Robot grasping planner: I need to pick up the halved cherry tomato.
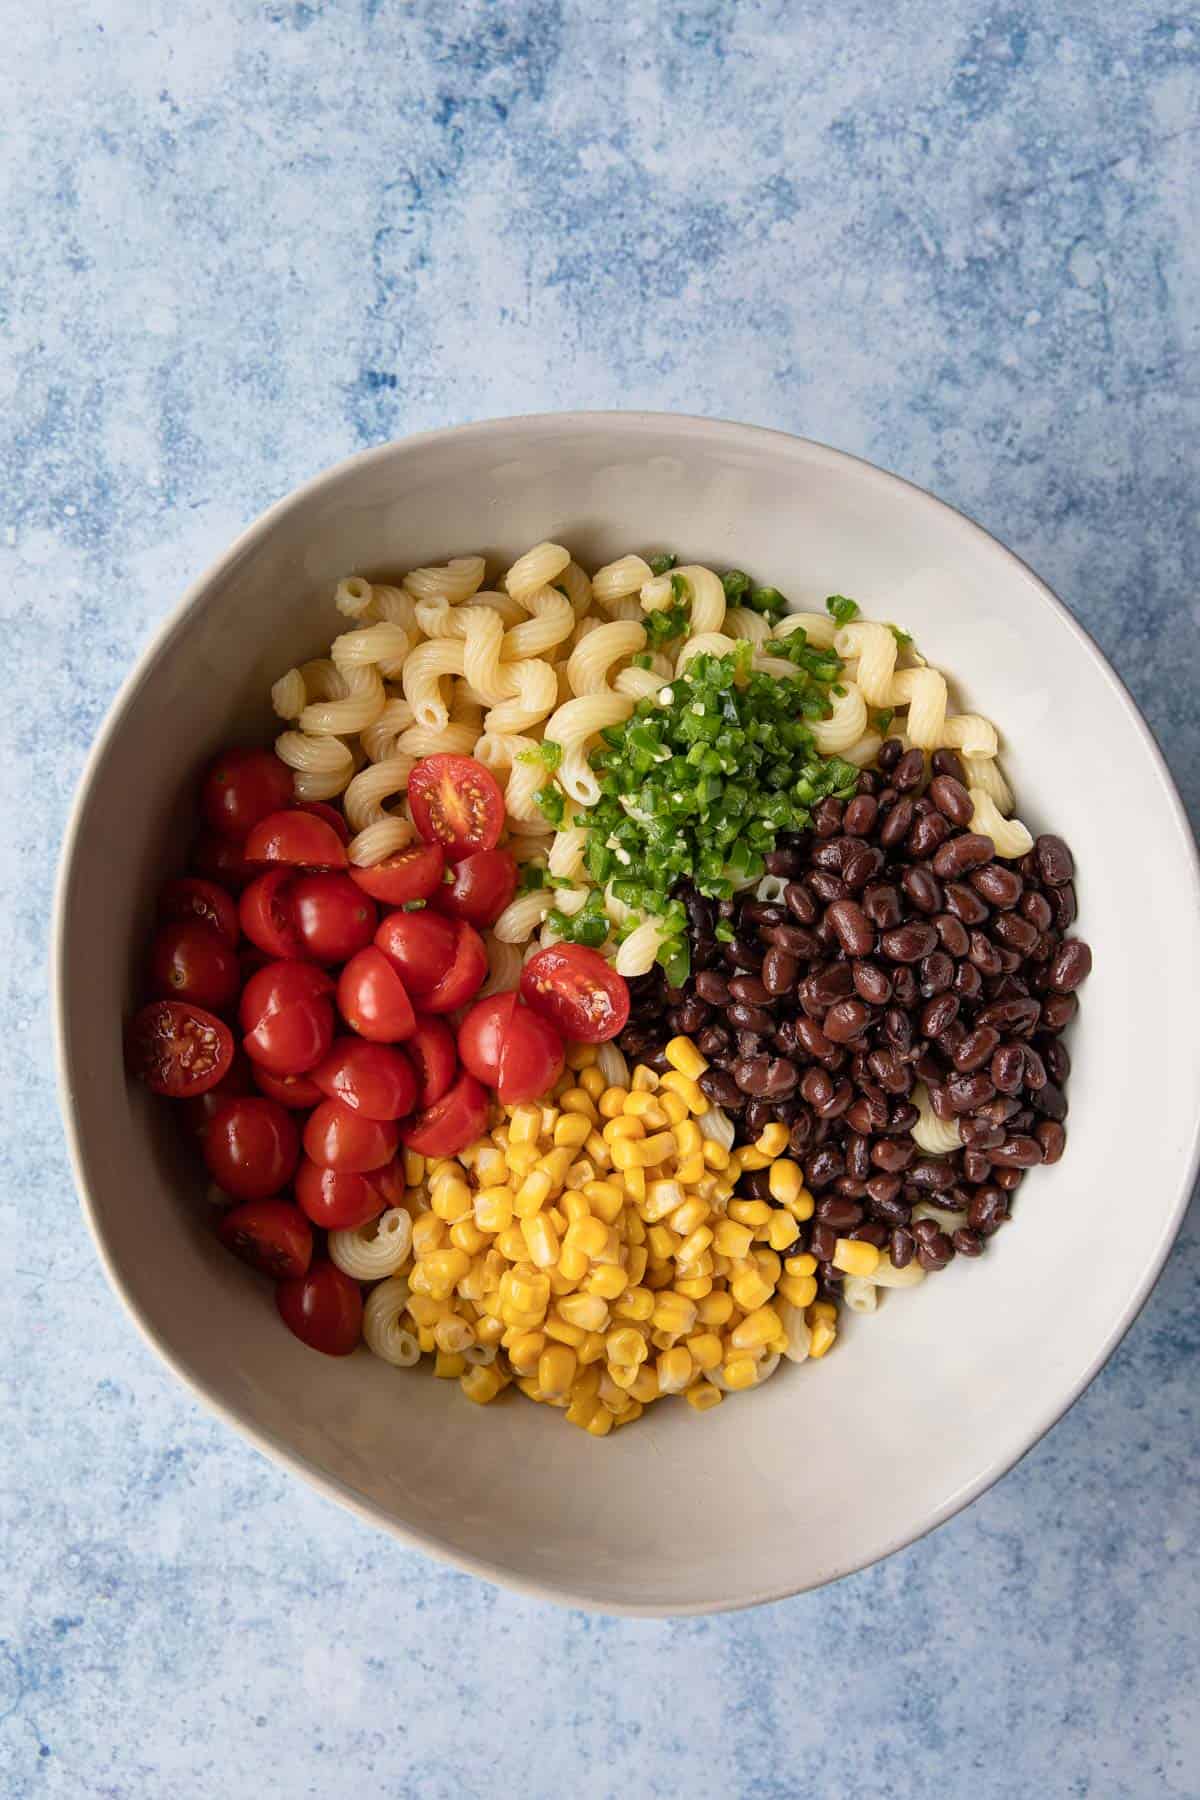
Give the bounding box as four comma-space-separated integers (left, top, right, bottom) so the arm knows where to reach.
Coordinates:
203, 1095, 299, 1199
408, 755, 504, 862
433, 848, 518, 928
239, 869, 305, 959
457, 992, 565, 1104
290, 873, 376, 964
398, 1071, 488, 1157
201, 747, 294, 840
337, 946, 417, 1042
349, 842, 445, 906
292, 800, 351, 844
276, 1260, 363, 1357
244, 809, 348, 870
303, 1099, 398, 1172
158, 876, 240, 947
127, 1000, 235, 1098
422, 921, 488, 1013
240, 960, 336, 1075
520, 945, 630, 1043
148, 920, 241, 1013
312, 1038, 417, 1120
403, 1015, 457, 1108
180, 1048, 256, 1135
251, 1065, 324, 1108
191, 829, 258, 893
218, 1198, 312, 1279
294, 1159, 389, 1230
373, 908, 458, 994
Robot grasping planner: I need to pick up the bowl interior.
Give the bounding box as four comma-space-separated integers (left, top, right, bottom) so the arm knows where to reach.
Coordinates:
56, 416, 1200, 1612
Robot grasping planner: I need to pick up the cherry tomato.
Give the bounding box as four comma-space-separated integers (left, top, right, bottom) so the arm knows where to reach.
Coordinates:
203, 1095, 299, 1199
422, 921, 488, 1014
312, 1038, 417, 1120
303, 1098, 399, 1173
239, 869, 305, 959
217, 1198, 312, 1279
240, 960, 336, 1076
373, 908, 458, 994
337, 946, 417, 1042
158, 876, 240, 947
191, 829, 258, 893
147, 919, 241, 1013
398, 1072, 488, 1157
251, 1064, 324, 1108
294, 1159, 389, 1230
457, 992, 565, 1104
244, 809, 348, 870
520, 945, 630, 1043
201, 747, 294, 840
292, 800, 351, 844
349, 842, 445, 906
290, 872, 376, 964
180, 1048, 256, 1135
276, 1260, 363, 1357
408, 755, 504, 862
403, 1015, 457, 1108
127, 1000, 234, 1098
433, 848, 518, 928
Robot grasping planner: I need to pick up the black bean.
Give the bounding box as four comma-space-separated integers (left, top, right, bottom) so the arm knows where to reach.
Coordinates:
808, 871, 848, 904
967, 1186, 1008, 1234
740, 1167, 775, 1199
764, 846, 804, 878
893, 747, 926, 791
975, 996, 1041, 1036
853, 960, 893, 1005
845, 1133, 873, 1181
784, 882, 818, 924
807, 1147, 845, 1189
946, 1071, 996, 1113
961, 1149, 993, 1184
1049, 939, 1092, 992
908, 1157, 957, 1193
916, 1231, 954, 1270
908, 811, 952, 858
953, 1228, 984, 1257
877, 737, 904, 772
816, 1196, 863, 1230
952, 1025, 1000, 1072
843, 794, 878, 837
1030, 1080, 1068, 1122
901, 866, 943, 915
1042, 1036, 1071, 1084
994, 1166, 1025, 1192
928, 774, 974, 825
1021, 1045, 1047, 1091
695, 1024, 731, 1059
766, 922, 819, 958
888, 1101, 919, 1134
862, 882, 904, 929
871, 1138, 915, 1172
935, 913, 970, 958
842, 843, 884, 890
825, 899, 875, 957
879, 796, 916, 847
809, 1222, 837, 1262
943, 882, 990, 925
880, 922, 938, 963
725, 1002, 771, 1035
694, 970, 730, 1004
728, 974, 770, 1005
1036, 1120, 1066, 1164
930, 748, 965, 782
890, 1226, 916, 1268
761, 1058, 798, 1098
813, 796, 844, 837
969, 931, 1003, 976
823, 1000, 871, 1043
699, 1068, 743, 1108
960, 1117, 1004, 1150
954, 961, 983, 999
991, 910, 1039, 954
990, 1135, 1043, 1168
1041, 991, 1077, 1031
920, 994, 959, 1038
669, 997, 709, 1035
1020, 890, 1053, 932
762, 948, 799, 995
932, 833, 995, 880
969, 863, 1023, 909
1052, 884, 1077, 930
919, 951, 955, 996
1036, 834, 1075, 886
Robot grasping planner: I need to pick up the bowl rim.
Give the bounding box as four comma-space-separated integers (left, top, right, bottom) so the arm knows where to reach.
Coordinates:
52, 411, 1200, 1615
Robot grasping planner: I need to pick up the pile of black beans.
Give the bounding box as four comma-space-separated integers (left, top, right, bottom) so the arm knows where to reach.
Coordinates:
617, 740, 1093, 1296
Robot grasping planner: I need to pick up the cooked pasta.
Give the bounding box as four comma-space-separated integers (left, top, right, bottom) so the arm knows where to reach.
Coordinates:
841, 1275, 879, 1314
613, 918, 665, 977
328, 1209, 413, 1281
501, 585, 575, 661
939, 712, 999, 757
962, 753, 1013, 813
547, 692, 635, 805
773, 610, 838, 650
270, 667, 308, 719
342, 755, 416, 863
890, 666, 948, 750
834, 621, 897, 706
401, 638, 466, 731
724, 606, 771, 645
505, 541, 571, 603
969, 787, 1034, 857
592, 554, 654, 608
493, 889, 553, 944
548, 826, 589, 881
613, 665, 666, 702
479, 935, 524, 997
675, 632, 738, 672
810, 683, 868, 754
566, 619, 647, 695
402, 555, 486, 604
595, 1042, 630, 1088
673, 565, 726, 636
362, 1277, 421, 1367
697, 1106, 735, 1150
558, 560, 593, 619
482, 658, 558, 736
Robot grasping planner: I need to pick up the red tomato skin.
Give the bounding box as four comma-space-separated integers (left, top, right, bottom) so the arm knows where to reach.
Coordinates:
398, 1072, 489, 1157
349, 843, 445, 906
456, 992, 517, 1085
432, 849, 518, 927
520, 946, 631, 1043
336, 947, 417, 1042
408, 755, 504, 862
312, 1039, 417, 1120
148, 920, 242, 1013
239, 869, 305, 959
239, 961, 334, 1026
276, 1262, 363, 1357
292, 800, 351, 844
201, 748, 294, 840
180, 1049, 256, 1135
294, 1159, 388, 1230
191, 830, 258, 894
244, 809, 348, 870
158, 877, 240, 947
497, 1006, 565, 1105
373, 909, 458, 994
127, 1001, 235, 1098
251, 1064, 324, 1108
239, 962, 337, 1077
217, 1198, 313, 1279
302, 1099, 399, 1173
421, 922, 488, 1013
289, 873, 377, 964
403, 1015, 458, 1107
203, 1096, 299, 1200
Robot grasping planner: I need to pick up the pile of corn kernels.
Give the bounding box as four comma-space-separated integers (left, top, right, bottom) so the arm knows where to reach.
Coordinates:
383, 1035, 857, 1436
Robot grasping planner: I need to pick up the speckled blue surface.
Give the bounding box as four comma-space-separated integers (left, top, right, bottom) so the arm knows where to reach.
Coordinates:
2, 3, 1198, 1795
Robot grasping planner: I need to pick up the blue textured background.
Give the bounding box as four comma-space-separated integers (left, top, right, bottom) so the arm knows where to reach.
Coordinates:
2, 2, 1197, 1795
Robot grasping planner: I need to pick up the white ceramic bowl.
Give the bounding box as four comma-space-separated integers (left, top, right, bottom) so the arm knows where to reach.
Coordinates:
55, 415, 1200, 1614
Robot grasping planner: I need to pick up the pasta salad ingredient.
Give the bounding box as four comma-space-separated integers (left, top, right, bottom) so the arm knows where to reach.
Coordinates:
432, 848, 519, 928
402, 1015, 457, 1107
336, 947, 417, 1043
311, 1038, 418, 1120
127, 999, 235, 1098
295, 1158, 404, 1230
202, 1095, 300, 1200
520, 945, 631, 1044
348, 842, 445, 906
201, 747, 295, 840
302, 1100, 398, 1173
457, 992, 566, 1104
148, 919, 242, 1013
239, 961, 336, 1076
408, 754, 505, 860
244, 808, 349, 870
288, 873, 377, 964
276, 1261, 364, 1358
157, 876, 241, 946
217, 1198, 313, 1280
397, 1071, 489, 1157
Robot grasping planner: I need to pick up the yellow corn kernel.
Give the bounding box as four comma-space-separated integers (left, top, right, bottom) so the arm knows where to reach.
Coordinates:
832, 1238, 880, 1277
630, 1063, 658, 1091
713, 1219, 754, 1260
676, 1225, 714, 1265
554, 1244, 588, 1284
508, 1103, 542, 1144
728, 1198, 771, 1227
560, 1039, 595, 1071
597, 1369, 629, 1412
736, 1147, 771, 1172
591, 1225, 623, 1266
674, 1275, 713, 1300
495, 1224, 529, 1262
512, 1169, 552, 1219
548, 1267, 577, 1297
416, 1324, 437, 1353
505, 1142, 541, 1179
719, 1355, 759, 1391
659, 1071, 708, 1116
645, 1224, 680, 1262
430, 1176, 472, 1222
656, 1346, 694, 1394
556, 1291, 608, 1332
434, 1350, 466, 1379
643, 1179, 684, 1222
784, 1252, 818, 1279
604, 1115, 645, 1144
584, 1130, 611, 1169
613, 1285, 654, 1322
421, 1246, 472, 1291
754, 1247, 782, 1284
476, 1312, 505, 1346
660, 1090, 691, 1127
562, 1160, 595, 1194
754, 1122, 789, 1158
543, 1311, 587, 1348
474, 1146, 509, 1187
434, 1314, 475, 1355
731, 1270, 774, 1312
686, 1330, 723, 1371
598, 1086, 628, 1119
636, 1132, 673, 1167
786, 1188, 815, 1222
538, 1344, 577, 1398
460, 1363, 508, 1405
402, 1149, 425, 1186
672, 1118, 703, 1158
778, 1274, 819, 1308
613, 1400, 643, 1428
536, 1146, 574, 1189
578, 1065, 607, 1099
702, 1141, 730, 1171
558, 1189, 589, 1225
406, 1293, 448, 1328
686, 1382, 723, 1412
585, 1406, 614, 1437
609, 1138, 640, 1173
643, 1262, 673, 1291
621, 1165, 646, 1202
608, 1360, 640, 1391
411, 1213, 446, 1256
577, 1329, 607, 1366
622, 1089, 666, 1121
563, 1215, 608, 1259
553, 1113, 592, 1149
520, 1213, 560, 1269
449, 1218, 489, 1257
809, 1316, 837, 1359
669, 1193, 709, 1235
507, 1329, 546, 1374
767, 1158, 801, 1204
624, 1244, 648, 1286
730, 1305, 782, 1352
652, 1292, 698, 1338
664, 1036, 707, 1079
696, 1289, 733, 1326
516, 1375, 547, 1404
586, 1263, 629, 1302
670, 1153, 701, 1185
628, 1363, 660, 1403
471, 1186, 511, 1234
506, 1267, 551, 1314
490, 1125, 511, 1150
810, 1300, 838, 1323
559, 1088, 598, 1121
407, 1263, 433, 1297
766, 1211, 800, 1253
583, 1179, 624, 1225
